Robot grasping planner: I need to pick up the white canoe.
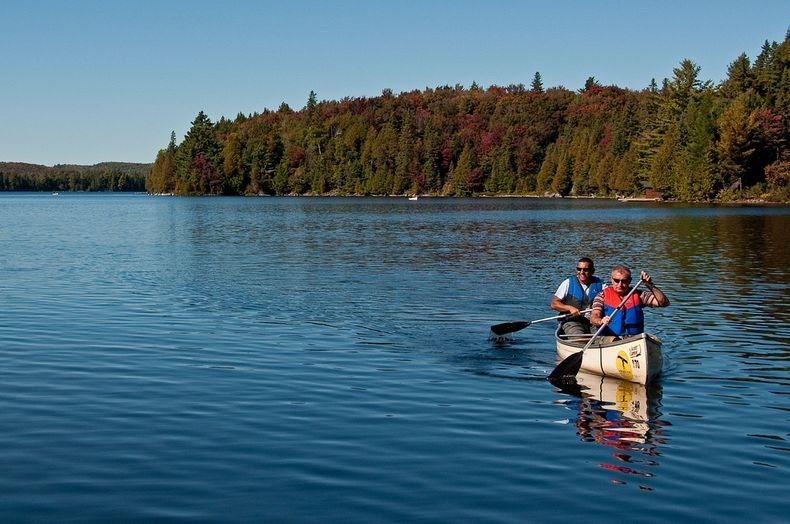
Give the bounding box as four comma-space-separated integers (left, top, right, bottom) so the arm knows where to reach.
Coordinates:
555, 326, 663, 385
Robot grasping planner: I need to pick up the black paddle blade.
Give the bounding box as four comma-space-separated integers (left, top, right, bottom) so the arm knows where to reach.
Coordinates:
489, 321, 531, 336
548, 352, 583, 382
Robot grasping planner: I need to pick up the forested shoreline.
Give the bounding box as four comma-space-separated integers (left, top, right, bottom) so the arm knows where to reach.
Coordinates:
146, 32, 790, 202
0, 162, 148, 192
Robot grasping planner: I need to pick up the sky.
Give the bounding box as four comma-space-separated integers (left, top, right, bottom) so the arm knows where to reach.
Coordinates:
2, 1, 788, 167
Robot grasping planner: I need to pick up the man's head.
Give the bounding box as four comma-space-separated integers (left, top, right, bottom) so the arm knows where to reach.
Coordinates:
575, 257, 595, 285
610, 265, 632, 295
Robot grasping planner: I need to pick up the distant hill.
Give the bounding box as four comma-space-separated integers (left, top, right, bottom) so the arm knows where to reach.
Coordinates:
0, 161, 152, 175
0, 162, 152, 191
53, 162, 153, 175
0, 162, 54, 176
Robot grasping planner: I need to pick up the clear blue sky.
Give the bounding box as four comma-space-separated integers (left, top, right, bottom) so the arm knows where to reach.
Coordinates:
2, 1, 788, 166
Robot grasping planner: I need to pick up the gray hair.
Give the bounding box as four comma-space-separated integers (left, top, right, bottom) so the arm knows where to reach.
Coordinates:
611, 265, 632, 278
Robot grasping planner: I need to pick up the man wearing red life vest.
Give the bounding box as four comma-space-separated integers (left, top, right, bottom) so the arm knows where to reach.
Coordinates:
589, 265, 670, 340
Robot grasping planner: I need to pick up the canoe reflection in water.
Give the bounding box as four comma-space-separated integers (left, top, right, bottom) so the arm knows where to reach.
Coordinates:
552, 370, 669, 489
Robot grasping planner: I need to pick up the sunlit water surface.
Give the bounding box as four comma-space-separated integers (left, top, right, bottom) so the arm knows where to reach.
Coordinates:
1, 194, 788, 522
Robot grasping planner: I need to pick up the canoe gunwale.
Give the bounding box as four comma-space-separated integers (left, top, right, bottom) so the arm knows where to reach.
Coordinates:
557, 331, 662, 351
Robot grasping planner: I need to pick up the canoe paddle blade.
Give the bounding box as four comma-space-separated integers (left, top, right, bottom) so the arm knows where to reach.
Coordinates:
489, 310, 589, 338
489, 321, 531, 336
547, 351, 583, 382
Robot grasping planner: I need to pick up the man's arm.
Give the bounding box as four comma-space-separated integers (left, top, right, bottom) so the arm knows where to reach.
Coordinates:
589, 292, 606, 326
551, 295, 581, 316
550, 279, 581, 316
640, 271, 669, 307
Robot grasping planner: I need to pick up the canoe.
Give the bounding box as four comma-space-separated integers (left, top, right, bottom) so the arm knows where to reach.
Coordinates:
617, 197, 662, 202
555, 326, 663, 385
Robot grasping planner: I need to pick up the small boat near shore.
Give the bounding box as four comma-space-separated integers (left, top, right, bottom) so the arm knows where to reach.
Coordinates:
617, 197, 662, 202
555, 326, 663, 385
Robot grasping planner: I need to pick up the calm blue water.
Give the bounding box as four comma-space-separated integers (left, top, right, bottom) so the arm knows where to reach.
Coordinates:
1, 193, 788, 522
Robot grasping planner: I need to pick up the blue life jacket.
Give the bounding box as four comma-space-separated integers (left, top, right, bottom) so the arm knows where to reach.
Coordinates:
565, 275, 603, 311
600, 287, 644, 337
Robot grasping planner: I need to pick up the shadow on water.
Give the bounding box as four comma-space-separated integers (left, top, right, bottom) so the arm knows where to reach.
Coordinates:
451, 332, 561, 381
550, 371, 668, 490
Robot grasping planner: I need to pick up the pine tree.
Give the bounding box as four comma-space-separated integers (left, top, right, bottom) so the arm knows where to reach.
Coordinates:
753, 40, 780, 104
716, 95, 754, 187
146, 131, 178, 194
449, 145, 474, 196
583, 76, 600, 92
174, 111, 222, 194
719, 53, 753, 99
531, 72, 544, 93
222, 132, 245, 194
667, 59, 703, 115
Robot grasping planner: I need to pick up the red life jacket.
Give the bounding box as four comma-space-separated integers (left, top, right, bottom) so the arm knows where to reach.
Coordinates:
601, 286, 644, 337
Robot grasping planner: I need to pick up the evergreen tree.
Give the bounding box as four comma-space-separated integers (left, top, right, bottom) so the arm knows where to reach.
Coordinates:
222, 132, 246, 194
146, 131, 177, 194
551, 148, 573, 195
531, 72, 544, 93
673, 90, 718, 199
450, 145, 474, 195
771, 32, 790, 113
583, 76, 600, 92
716, 95, 754, 187
486, 131, 517, 193
667, 59, 704, 115
536, 144, 557, 193
174, 111, 222, 194
719, 53, 753, 99
648, 78, 659, 93
421, 121, 442, 193
753, 40, 780, 104
394, 113, 416, 194
649, 127, 677, 195
611, 142, 639, 194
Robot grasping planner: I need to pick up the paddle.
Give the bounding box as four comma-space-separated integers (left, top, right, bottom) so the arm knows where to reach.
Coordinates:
490, 309, 592, 336
548, 279, 644, 382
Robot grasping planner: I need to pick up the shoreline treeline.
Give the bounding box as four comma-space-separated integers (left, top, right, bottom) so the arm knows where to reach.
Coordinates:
0, 162, 148, 192
147, 32, 789, 201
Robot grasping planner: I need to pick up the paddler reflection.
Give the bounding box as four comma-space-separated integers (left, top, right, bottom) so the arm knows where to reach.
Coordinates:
554, 370, 667, 488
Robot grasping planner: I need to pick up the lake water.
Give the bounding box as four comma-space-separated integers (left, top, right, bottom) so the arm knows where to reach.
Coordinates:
1, 193, 788, 522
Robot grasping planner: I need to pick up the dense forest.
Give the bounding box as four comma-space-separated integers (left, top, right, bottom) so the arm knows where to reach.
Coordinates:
0, 162, 148, 192
147, 32, 790, 201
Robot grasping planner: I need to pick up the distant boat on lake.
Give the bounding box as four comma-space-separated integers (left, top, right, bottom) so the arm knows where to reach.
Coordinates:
617, 197, 662, 202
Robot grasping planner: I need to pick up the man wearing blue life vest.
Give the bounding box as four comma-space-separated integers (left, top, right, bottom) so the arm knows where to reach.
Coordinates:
550, 257, 603, 339
590, 265, 670, 340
